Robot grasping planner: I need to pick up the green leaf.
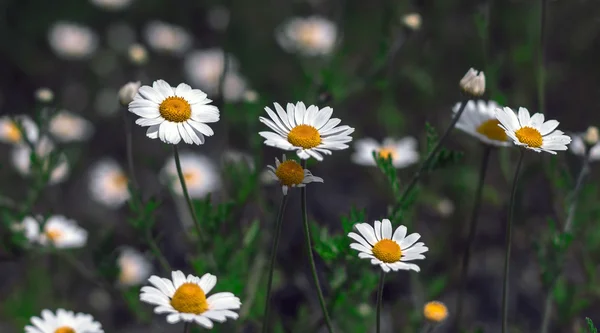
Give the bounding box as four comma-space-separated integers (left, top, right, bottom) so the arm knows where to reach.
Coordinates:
586, 317, 598, 333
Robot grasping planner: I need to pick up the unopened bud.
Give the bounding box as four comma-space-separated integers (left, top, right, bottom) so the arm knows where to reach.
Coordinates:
584, 126, 599, 146
402, 13, 422, 31
128, 43, 148, 65
118, 81, 141, 106
423, 301, 448, 323
460, 68, 485, 97
35, 88, 54, 103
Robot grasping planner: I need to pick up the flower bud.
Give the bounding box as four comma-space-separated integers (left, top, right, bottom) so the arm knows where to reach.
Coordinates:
35, 88, 54, 103
460, 68, 485, 97
118, 81, 141, 106
584, 126, 599, 146
423, 301, 448, 323
128, 43, 148, 65
402, 13, 422, 31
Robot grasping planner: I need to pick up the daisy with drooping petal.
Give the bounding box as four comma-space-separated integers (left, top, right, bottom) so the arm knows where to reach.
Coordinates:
25, 308, 104, 333
453, 100, 511, 147
265, 155, 323, 195
348, 219, 428, 273
88, 158, 130, 208
495, 107, 571, 154
161, 152, 221, 198
352, 137, 420, 168
276, 16, 338, 56
139, 270, 241, 328
117, 247, 152, 287
129, 80, 219, 145
259, 102, 354, 161
48, 110, 94, 142
11, 136, 70, 185
0, 115, 39, 144
38, 215, 88, 249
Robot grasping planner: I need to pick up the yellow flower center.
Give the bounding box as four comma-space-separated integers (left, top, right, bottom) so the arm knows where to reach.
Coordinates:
183, 171, 198, 183
119, 262, 137, 284
159, 96, 192, 123
112, 173, 128, 189
46, 229, 62, 243
275, 160, 305, 186
5, 122, 21, 142
170, 282, 209, 314
298, 24, 320, 48
377, 147, 397, 160
476, 119, 508, 142
287, 125, 321, 149
54, 327, 75, 333
423, 301, 448, 323
515, 126, 543, 148
371, 239, 402, 263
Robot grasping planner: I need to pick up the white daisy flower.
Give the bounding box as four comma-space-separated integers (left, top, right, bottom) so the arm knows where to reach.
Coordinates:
25, 308, 103, 333
88, 158, 130, 208
0, 115, 39, 144
128, 79, 219, 145
90, 0, 133, 11
48, 110, 94, 142
348, 219, 428, 273
161, 152, 221, 198
117, 247, 152, 287
184, 48, 238, 95
48, 22, 98, 59
351, 137, 420, 168
276, 16, 338, 56
11, 137, 70, 185
495, 107, 572, 154
265, 155, 323, 195
139, 270, 241, 328
38, 215, 88, 249
259, 102, 354, 161
144, 21, 191, 55
11, 216, 41, 245
453, 100, 511, 147
569, 134, 600, 161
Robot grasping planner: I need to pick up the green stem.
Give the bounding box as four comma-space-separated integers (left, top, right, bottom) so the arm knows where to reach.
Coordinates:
537, 0, 547, 114
391, 99, 470, 214
173, 145, 204, 244
262, 194, 289, 333
501, 149, 525, 333
300, 160, 335, 333
376, 271, 385, 333
540, 154, 590, 333
144, 227, 172, 273
183, 322, 190, 333
122, 110, 138, 190
454, 144, 492, 331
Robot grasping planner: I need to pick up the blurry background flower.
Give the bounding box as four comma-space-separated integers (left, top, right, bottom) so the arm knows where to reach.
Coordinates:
184, 48, 239, 95
276, 16, 338, 56
352, 137, 420, 168
90, 0, 134, 11
161, 152, 221, 198
127, 43, 148, 65
11, 136, 70, 185
117, 247, 152, 287
48, 110, 94, 142
37, 215, 88, 249
34, 88, 54, 103
0, 115, 39, 145
144, 21, 191, 55
88, 158, 130, 208
48, 21, 99, 59
402, 13, 422, 31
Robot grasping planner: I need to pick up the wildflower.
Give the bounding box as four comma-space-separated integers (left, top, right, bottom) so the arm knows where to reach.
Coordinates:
495, 107, 571, 154
128, 79, 219, 145
453, 100, 511, 146
35, 88, 54, 103
144, 21, 191, 55
259, 102, 354, 161
348, 219, 428, 273
352, 137, 419, 168
11, 137, 69, 185
184, 49, 238, 95
276, 16, 338, 56
569, 131, 600, 161
265, 155, 323, 195
140, 270, 241, 328
0, 115, 39, 144
48, 22, 98, 59
402, 13, 422, 30
423, 301, 448, 323
161, 152, 220, 198
117, 247, 152, 287
25, 308, 104, 333
128, 43, 148, 65
118, 81, 141, 106
48, 110, 94, 142
38, 215, 88, 249
88, 158, 130, 208
584, 126, 599, 146
459, 68, 485, 97
90, 0, 133, 11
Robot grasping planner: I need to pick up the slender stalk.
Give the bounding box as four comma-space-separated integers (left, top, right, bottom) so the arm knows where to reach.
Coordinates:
454, 144, 492, 331
501, 149, 525, 333
122, 111, 138, 190
376, 271, 386, 333
539, 154, 590, 333
391, 99, 470, 213
537, 0, 548, 114
144, 227, 172, 273
183, 322, 190, 333
173, 145, 204, 243
300, 160, 335, 333
262, 194, 290, 333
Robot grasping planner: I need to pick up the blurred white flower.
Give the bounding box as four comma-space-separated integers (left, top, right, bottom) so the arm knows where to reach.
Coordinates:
460, 68, 485, 97
584, 126, 599, 146
25, 308, 104, 333
48, 110, 94, 142
184, 48, 238, 94
402, 13, 422, 30
118, 81, 141, 106
90, 0, 133, 11
117, 247, 152, 287
144, 21, 192, 55
436, 198, 455, 217
128, 43, 148, 65
161, 152, 221, 198
11, 136, 70, 185
48, 21, 99, 59
276, 16, 338, 56
38, 215, 88, 249
243, 90, 259, 103
352, 137, 420, 168
34, 88, 54, 103
222, 72, 247, 102
570, 133, 600, 161
11, 216, 40, 245
89, 158, 130, 208
0, 115, 39, 145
